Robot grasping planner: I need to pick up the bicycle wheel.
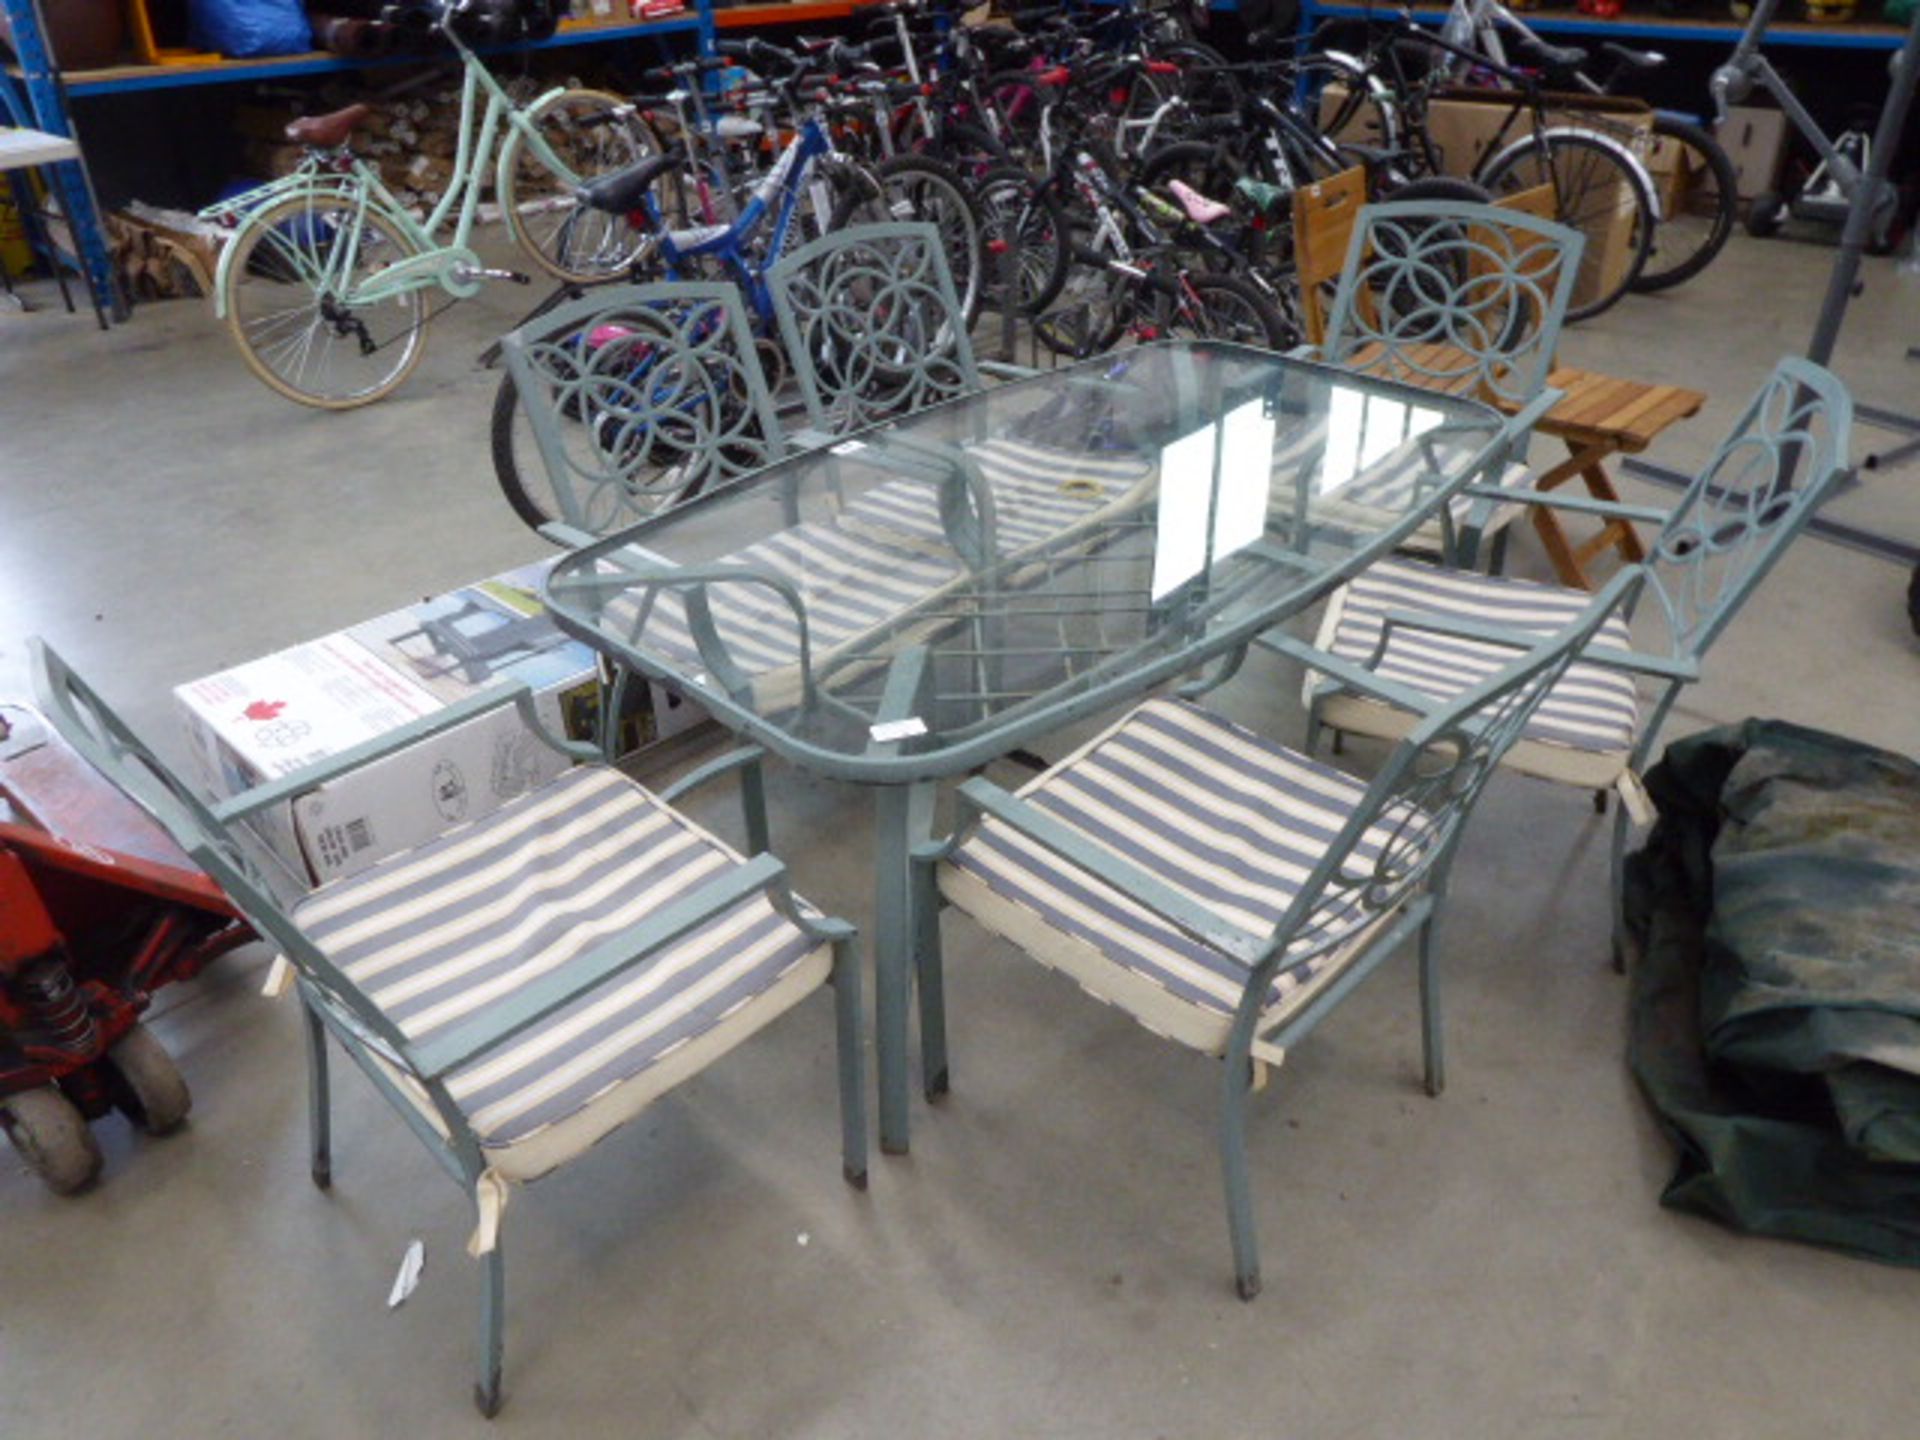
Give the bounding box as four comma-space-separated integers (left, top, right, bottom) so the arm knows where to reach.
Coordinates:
830, 155, 984, 328
1160, 272, 1296, 350
220, 192, 428, 410
975, 166, 1070, 315
498, 88, 663, 284
1628, 117, 1737, 294
1032, 240, 1136, 359
1479, 129, 1655, 322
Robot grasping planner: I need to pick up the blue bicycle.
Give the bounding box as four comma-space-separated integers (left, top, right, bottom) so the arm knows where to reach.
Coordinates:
490, 35, 984, 528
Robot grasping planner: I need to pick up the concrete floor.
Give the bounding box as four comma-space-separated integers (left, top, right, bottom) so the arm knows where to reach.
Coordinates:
2, 234, 1918, 1438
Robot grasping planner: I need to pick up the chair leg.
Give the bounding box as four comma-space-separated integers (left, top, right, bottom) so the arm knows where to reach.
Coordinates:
740, 756, 771, 857
1486, 526, 1511, 577
1418, 919, 1445, 1099
1218, 1060, 1262, 1302
302, 999, 332, 1191
1302, 705, 1324, 758
832, 936, 870, 1190
474, 1233, 505, 1419
913, 858, 950, 1102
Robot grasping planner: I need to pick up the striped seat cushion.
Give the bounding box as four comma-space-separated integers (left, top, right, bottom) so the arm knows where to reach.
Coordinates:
1301, 426, 1529, 553
292, 766, 828, 1179
604, 439, 1152, 707
1311, 558, 1641, 782
940, 698, 1426, 1055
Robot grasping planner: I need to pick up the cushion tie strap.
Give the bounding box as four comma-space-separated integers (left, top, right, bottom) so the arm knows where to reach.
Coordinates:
1616, 768, 1656, 828
262, 955, 295, 999
468, 1170, 511, 1258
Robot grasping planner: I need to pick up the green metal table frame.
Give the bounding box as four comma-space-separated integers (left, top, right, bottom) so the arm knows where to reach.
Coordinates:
544, 341, 1513, 1154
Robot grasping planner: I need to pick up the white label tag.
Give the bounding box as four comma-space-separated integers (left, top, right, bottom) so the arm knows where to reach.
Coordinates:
1616, 769, 1657, 828
830, 440, 868, 455
262, 954, 295, 999
869, 717, 929, 743
388, 1239, 425, 1309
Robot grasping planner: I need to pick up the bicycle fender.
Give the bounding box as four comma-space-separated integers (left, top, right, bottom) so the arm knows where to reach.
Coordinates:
1488, 124, 1663, 224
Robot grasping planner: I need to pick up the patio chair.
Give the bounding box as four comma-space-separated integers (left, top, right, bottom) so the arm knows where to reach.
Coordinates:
1301, 357, 1854, 962
498, 280, 788, 545
30, 640, 866, 1418
767, 221, 1034, 441
912, 567, 1642, 1300
1294, 188, 1585, 567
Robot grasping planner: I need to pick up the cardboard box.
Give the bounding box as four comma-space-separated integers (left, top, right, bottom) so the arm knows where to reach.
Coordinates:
1715, 105, 1789, 202
1316, 88, 1653, 314
174, 561, 629, 885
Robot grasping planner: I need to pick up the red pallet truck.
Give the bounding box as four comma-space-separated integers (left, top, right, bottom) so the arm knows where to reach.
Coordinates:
0, 701, 251, 1193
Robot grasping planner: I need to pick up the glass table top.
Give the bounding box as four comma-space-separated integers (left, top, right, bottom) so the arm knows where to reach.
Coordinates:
545, 342, 1501, 779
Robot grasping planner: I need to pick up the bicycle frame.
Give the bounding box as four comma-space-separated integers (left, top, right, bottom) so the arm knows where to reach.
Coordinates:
634, 116, 844, 322
204, 28, 586, 317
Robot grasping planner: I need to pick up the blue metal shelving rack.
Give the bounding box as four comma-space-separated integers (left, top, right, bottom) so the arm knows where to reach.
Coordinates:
0, 1, 732, 324
1, 0, 127, 322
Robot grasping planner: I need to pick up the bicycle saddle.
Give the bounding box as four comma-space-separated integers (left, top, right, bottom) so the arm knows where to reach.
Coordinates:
1166, 179, 1231, 226
285, 104, 372, 148
1600, 41, 1665, 71
1514, 36, 1588, 72
577, 153, 679, 215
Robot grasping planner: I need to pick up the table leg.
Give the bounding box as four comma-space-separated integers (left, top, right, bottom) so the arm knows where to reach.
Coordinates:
873, 778, 936, 1155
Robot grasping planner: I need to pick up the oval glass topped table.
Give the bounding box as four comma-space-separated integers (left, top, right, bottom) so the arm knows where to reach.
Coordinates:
544, 340, 1506, 1152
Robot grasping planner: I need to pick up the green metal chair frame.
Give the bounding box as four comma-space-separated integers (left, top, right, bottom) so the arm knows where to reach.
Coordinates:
29, 640, 866, 1418
910, 566, 1643, 1301
500, 280, 788, 544
1312, 199, 1587, 567
768, 221, 1032, 441
1304, 356, 1855, 962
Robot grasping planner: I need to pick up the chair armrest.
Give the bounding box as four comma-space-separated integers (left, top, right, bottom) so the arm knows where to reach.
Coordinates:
1459, 484, 1670, 526
1288, 343, 1321, 361
952, 777, 1265, 965
537, 519, 598, 549
1261, 629, 1450, 715
1500, 385, 1562, 440
979, 359, 1040, 380
1577, 644, 1699, 684
211, 684, 596, 824
406, 851, 800, 1079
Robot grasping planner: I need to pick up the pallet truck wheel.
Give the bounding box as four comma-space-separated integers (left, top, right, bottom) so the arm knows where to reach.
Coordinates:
105, 1024, 191, 1136
1, 1086, 104, 1195
1745, 192, 1785, 238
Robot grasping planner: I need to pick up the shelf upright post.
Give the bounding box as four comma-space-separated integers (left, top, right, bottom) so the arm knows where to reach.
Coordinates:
0, 0, 126, 322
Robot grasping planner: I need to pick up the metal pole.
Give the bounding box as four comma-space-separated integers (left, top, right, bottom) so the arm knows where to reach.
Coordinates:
1805, 6, 1920, 367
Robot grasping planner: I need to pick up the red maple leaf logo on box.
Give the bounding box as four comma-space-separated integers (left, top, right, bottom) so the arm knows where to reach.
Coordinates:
243, 699, 287, 722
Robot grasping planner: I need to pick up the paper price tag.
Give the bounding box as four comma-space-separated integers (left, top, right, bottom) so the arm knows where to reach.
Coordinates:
869, 717, 929, 743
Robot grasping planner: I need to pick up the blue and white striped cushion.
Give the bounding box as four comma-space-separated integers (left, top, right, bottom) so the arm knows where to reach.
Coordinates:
293, 767, 823, 1161
942, 698, 1424, 1040
607, 438, 1153, 697
1320, 558, 1640, 756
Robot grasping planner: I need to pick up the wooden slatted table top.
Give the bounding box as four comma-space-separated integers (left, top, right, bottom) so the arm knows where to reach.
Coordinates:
1344, 341, 1707, 455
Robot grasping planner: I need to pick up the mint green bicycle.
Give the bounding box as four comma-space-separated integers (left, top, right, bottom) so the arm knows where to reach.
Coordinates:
201, 3, 659, 409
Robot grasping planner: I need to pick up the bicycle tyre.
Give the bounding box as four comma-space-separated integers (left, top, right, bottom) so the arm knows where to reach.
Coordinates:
830, 154, 985, 328
976, 166, 1071, 315
498, 88, 664, 284
219, 193, 428, 410
1628, 116, 1737, 294
491, 370, 555, 532
1479, 128, 1655, 322
1165, 271, 1295, 350
1033, 235, 1136, 360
